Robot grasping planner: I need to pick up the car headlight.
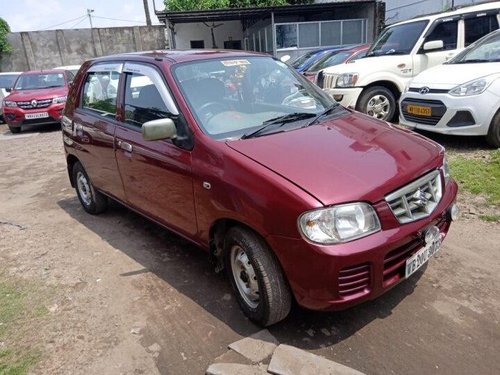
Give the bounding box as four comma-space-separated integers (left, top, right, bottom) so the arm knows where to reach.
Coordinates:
336, 73, 359, 88
52, 96, 67, 104
3, 100, 17, 107
441, 155, 450, 184
298, 202, 381, 244
449, 74, 499, 97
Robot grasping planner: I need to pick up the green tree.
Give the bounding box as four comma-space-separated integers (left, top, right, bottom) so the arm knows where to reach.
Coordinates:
165, 0, 312, 11
0, 17, 12, 55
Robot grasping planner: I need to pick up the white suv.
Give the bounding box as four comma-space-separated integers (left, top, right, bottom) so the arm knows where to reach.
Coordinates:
320, 2, 500, 121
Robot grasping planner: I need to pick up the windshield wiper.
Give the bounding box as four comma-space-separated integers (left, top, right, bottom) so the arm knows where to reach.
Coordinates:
241, 112, 316, 139
452, 59, 493, 64
305, 105, 344, 127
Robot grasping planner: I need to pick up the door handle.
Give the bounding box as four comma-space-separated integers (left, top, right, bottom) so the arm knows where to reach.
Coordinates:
117, 140, 133, 153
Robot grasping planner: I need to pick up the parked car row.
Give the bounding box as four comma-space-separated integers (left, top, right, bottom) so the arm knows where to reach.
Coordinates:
317, 1, 500, 146
0, 64, 81, 133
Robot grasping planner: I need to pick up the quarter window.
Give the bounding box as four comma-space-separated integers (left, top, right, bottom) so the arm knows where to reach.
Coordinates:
425, 20, 458, 50
465, 15, 499, 47
81, 70, 119, 117
124, 73, 171, 127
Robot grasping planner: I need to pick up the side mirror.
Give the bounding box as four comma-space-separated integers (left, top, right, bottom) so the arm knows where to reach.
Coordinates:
142, 118, 177, 141
423, 40, 444, 52
280, 55, 291, 63
5, 87, 11, 93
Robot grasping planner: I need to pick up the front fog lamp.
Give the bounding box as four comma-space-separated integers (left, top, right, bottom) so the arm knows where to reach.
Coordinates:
299, 203, 381, 244
52, 96, 67, 104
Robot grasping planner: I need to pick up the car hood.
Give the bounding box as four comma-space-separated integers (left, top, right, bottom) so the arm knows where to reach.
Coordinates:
227, 112, 443, 205
410, 62, 500, 87
7, 86, 68, 100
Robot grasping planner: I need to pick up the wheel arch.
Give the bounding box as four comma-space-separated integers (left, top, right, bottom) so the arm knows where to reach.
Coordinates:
66, 154, 80, 188
362, 80, 401, 102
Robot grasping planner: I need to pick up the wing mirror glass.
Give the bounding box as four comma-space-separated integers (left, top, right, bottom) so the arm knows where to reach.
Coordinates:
423, 40, 444, 51
142, 118, 177, 141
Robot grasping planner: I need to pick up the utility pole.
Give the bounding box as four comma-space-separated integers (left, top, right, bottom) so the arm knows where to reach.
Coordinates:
87, 9, 94, 29
143, 0, 152, 26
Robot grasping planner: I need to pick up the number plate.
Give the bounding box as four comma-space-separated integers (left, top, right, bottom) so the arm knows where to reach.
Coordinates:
407, 105, 432, 117
405, 227, 441, 278
25, 112, 49, 119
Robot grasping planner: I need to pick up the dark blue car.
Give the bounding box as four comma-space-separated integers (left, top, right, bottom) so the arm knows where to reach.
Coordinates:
290, 46, 347, 73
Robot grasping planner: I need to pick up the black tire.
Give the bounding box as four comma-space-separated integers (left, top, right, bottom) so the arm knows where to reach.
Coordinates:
486, 110, 500, 148
356, 86, 397, 122
225, 226, 291, 326
72, 161, 107, 214
8, 125, 21, 134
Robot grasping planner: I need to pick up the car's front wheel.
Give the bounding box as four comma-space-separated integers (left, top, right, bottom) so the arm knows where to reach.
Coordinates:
486, 110, 500, 148
357, 86, 397, 121
72, 161, 108, 214
225, 226, 291, 326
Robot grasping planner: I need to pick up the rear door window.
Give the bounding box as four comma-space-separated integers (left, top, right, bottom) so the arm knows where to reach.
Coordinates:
81, 63, 122, 118
464, 14, 499, 47
425, 20, 458, 50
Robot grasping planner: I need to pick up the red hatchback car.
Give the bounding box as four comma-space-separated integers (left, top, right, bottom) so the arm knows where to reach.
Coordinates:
3, 69, 73, 133
62, 50, 458, 326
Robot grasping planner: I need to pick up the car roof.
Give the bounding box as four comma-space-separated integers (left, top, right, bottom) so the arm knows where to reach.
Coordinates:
391, 1, 500, 27
20, 69, 67, 75
90, 49, 268, 65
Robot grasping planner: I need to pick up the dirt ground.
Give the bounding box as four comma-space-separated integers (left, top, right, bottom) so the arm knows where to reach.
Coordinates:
0, 123, 499, 375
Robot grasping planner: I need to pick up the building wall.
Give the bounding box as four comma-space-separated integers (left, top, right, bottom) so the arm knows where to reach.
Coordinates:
0, 26, 167, 72
172, 21, 243, 49
384, 0, 481, 24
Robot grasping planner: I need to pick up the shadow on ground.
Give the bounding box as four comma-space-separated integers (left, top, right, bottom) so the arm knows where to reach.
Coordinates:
413, 129, 494, 152
58, 196, 425, 350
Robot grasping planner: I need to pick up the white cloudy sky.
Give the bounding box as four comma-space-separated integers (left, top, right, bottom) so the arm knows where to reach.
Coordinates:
1, 0, 163, 32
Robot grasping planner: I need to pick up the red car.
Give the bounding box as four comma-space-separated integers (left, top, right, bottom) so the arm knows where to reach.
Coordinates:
2, 69, 73, 133
62, 51, 458, 326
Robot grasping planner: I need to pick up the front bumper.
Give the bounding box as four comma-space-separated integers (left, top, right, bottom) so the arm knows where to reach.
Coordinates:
323, 87, 363, 109
266, 179, 458, 311
3, 103, 65, 128
399, 90, 498, 136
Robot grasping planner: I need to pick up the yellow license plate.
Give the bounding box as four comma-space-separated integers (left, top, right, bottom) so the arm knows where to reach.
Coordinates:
407, 105, 432, 116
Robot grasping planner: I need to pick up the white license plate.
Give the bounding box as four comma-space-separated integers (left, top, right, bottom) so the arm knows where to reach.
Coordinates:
25, 112, 49, 119
405, 228, 441, 278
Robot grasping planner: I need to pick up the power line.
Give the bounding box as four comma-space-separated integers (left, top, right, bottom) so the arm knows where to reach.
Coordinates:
69, 17, 88, 29
40, 15, 87, 30
92, 15, 147, 25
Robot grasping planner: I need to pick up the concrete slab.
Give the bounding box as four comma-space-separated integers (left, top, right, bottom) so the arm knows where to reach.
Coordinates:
0, 132, 39, 141
206, 363, 269, 375
228, 329, 279, 363
268, 344, 366, 375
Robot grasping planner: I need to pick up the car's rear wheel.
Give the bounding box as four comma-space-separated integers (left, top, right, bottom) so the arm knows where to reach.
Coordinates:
486, 110, 500, 148
225, 226, 291, 326
8, 125, 21, 134
72, 161, 107, 214
357, 86, 396, 121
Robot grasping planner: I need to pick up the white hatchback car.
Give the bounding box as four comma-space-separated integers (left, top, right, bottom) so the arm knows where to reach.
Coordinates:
399, 30, 500, 147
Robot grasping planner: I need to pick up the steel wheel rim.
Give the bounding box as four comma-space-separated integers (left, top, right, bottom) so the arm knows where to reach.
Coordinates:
76, 171, 92, 206
367, 94, 390, 119
230, 245, 259, 309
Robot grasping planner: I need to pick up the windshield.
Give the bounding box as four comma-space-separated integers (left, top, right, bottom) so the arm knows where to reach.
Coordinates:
173, 56, 336, 140
367, 20, 428, 56
291, 50, 318, 69
307, 51, 351, 72
0, 74, 19, 89
14, 73, 66, 90
449, 31, 500, 64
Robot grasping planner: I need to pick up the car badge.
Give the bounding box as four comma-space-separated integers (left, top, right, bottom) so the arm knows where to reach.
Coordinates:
419, 87, 430, 95
411, 188, 428, 208
31, 99, 38, 107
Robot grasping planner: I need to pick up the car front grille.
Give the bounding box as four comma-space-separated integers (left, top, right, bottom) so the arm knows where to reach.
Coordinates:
338, 263, 371, 298
401, 98, 446, 126
321, 72, 338, 89
16, 98, 52, 109
385, 170, 442, 224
